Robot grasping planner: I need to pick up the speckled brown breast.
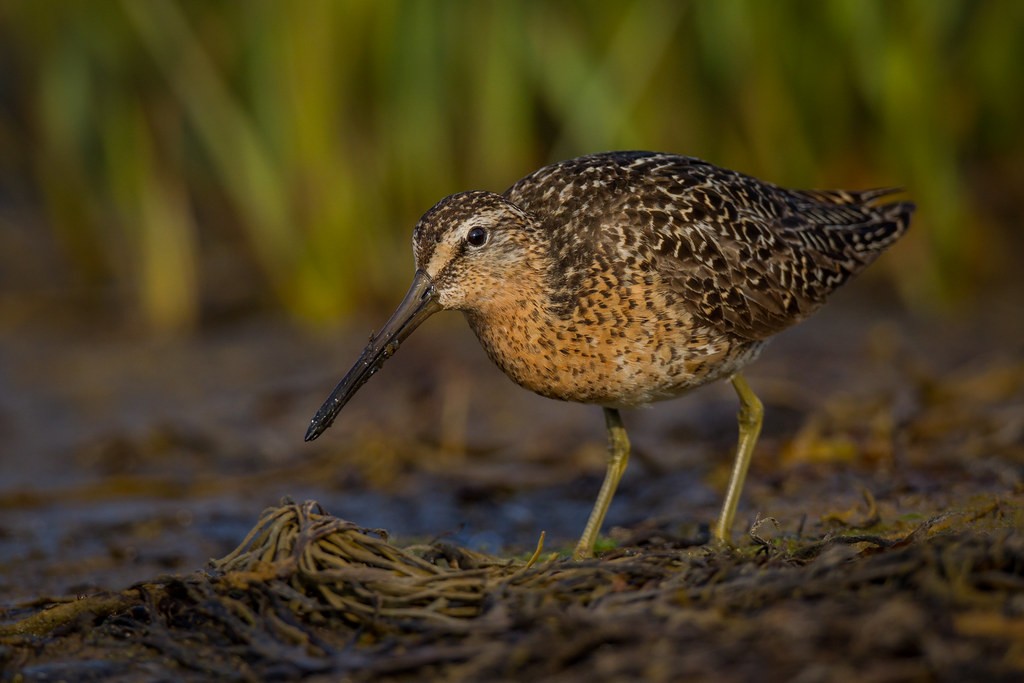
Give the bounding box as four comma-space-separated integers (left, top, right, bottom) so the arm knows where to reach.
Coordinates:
464, 271, 767, 408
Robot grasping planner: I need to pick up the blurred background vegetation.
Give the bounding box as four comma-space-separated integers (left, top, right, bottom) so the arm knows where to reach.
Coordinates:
0, 0, 1020, 334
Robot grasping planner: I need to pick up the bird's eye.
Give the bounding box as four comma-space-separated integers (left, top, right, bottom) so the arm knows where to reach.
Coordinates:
466, 226, 488, 247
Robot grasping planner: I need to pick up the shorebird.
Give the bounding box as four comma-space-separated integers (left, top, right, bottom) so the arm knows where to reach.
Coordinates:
305, 151, 913, 560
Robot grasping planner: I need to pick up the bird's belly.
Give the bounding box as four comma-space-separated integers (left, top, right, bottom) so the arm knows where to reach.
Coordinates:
470, 312, 765, 407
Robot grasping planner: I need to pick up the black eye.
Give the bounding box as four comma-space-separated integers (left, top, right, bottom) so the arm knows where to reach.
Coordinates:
466, 226, 488, 247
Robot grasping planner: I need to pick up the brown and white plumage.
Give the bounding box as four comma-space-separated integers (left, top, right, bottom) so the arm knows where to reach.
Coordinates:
505, 152, 909, 340
307, 150, 914, 559
409, 151, 911, 406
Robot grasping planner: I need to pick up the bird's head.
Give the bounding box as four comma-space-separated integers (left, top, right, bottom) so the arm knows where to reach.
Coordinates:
305, 191, 539, 441
412, 190, 541, 311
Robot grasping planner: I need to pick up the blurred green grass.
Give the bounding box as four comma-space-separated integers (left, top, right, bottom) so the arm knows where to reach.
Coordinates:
0, 0, 1020, 333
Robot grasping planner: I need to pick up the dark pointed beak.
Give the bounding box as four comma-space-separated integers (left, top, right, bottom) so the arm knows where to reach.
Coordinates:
305, 270, 440, 441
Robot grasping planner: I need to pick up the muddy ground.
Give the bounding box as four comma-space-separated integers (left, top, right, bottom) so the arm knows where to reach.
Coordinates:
0, 285, 1022, 681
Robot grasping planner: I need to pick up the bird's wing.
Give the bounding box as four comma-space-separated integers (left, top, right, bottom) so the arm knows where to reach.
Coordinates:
505, 152, 912, 341
622, 156, 913, 341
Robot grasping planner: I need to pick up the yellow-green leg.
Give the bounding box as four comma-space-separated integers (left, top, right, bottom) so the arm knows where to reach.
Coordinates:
714, 373, 764, 544
573, 407, 630, 560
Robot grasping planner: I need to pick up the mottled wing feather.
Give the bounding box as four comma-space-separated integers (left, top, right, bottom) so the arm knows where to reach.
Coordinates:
792, 187, 904, 206
506, 151, 913, 342
638, 156, 912, 340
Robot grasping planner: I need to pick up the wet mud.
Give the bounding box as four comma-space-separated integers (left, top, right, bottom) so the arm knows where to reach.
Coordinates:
1, 290, 1022, 681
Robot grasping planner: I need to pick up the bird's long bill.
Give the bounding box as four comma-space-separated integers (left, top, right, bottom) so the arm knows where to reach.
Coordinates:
304, 270, 440, 442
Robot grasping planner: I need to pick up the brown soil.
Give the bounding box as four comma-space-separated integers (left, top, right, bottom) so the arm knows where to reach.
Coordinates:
1, 289, 1022, 681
